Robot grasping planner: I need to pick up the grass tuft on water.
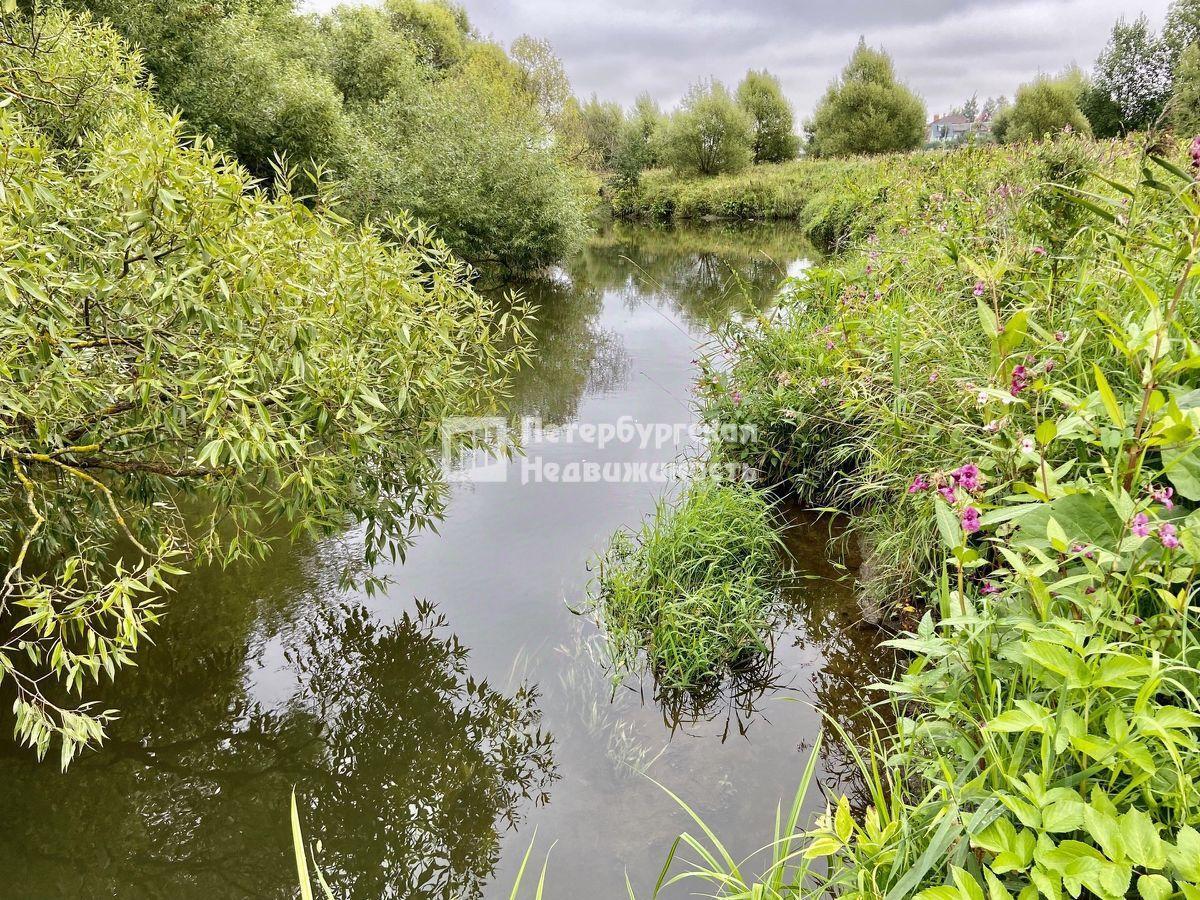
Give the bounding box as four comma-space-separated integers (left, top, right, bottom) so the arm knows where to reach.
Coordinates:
592, 479, 784, 690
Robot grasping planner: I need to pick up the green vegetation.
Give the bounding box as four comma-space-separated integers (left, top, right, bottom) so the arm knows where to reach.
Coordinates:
0, 7, 530, 765
993, 71, 1092, 143
70, 0, 593, 270
644, 129, 1200, 895
805, 38, 925, 158
591, 480, 783, 690
736, 70, 799, 164
657, 79, 755, 177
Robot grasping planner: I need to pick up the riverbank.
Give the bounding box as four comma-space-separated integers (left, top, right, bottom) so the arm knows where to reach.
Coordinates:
652, 135, 1200, 896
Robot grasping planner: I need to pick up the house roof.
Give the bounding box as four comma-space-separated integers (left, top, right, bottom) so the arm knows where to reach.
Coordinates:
928, 113, 972, 126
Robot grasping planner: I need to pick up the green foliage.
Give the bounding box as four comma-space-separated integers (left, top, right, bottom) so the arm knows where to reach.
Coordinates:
1170, 42, 1200, 135
610, 93, 664, 187
993, 73, 1092, 143
0, 8, 531, 765
580, 94, 626, 170
1093, 14, 1172, 133
591, 480, 783, 690
72, 0, 593, 271
736, 69, 798, 164
1078, 81, 1125, 139
805, 38, 925, 158
342, 65, 591, 271
657, 79, 755, 177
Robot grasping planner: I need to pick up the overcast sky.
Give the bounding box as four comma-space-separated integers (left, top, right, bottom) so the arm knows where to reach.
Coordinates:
305, 0, 1173, 120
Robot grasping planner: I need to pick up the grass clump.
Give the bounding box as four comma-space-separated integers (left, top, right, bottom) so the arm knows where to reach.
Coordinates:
592, 480, 784, 690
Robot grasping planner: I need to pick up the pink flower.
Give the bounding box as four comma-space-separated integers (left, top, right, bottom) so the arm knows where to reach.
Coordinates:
961, 506, 982, 534
1010, 365, 1031, 396
973, 281, 986, 297
825, 341, 835, 350
908, 475, 930, 494
1033, 246, 1047, 256
1159, 522, 1180, 550
731, 390, 743, 406
1043, 359, 1056, 373
939, 483, 957, 504
1150, 485, 1174, 511
952, 463, 981, 493
1131, 513, 1150, 538
1054, 330, 1067, 343
928, 371, 939, 383
1191, 136, 1200, 171
981, 581, 1000, 595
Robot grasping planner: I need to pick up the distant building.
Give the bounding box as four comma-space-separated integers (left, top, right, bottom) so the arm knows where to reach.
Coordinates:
927, 112, 993, 145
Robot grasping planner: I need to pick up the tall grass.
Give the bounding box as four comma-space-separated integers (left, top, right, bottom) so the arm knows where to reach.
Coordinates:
592, 479, 784, 690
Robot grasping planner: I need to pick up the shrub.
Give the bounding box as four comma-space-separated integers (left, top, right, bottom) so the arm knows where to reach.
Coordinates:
994, 73, 1093, 142
805, 39, 925, 157
0, 8, 531, 765
657, 79, 755, 177
1170, 43, 1200, 135
591, 480, 783, 690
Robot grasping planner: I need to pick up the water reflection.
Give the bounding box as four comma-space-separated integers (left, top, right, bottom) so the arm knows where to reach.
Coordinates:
0, 547, 555, 900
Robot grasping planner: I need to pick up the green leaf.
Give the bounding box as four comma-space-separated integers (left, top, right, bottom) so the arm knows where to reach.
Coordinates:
1093, 365, 1127, 429
1121, 809, 1165, 869
1137, 874, 1173, 900
1162, 445, 1200, 501
1169, 826, 1200, 881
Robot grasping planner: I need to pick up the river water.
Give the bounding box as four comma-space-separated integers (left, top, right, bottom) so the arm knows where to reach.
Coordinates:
0, 222, 892, 899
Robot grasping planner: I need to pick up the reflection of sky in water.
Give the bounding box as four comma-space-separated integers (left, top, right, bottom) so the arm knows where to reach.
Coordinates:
0, 223, 891, 900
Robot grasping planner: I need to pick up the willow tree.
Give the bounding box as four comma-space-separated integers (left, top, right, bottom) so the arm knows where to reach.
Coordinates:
805, 39, 925, 157
736, 69, 798, 163
658, 79, 754, 177
0, 9, 530, 765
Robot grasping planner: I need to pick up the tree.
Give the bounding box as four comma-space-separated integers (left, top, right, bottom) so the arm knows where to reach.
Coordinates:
960, 93, 979, 121
657, 79, 754, 176
1170, 42, 1200, 134
1164, 0, 1200, 62
993, 73, 1092, 143
579, 94, 627, 170
735, 69, 798, 163
0, 8, 532, 764
805, 39, 925, 157
1078, 80, 1125, 138
611, 94, 662, 186
1093, 14, 1172, 132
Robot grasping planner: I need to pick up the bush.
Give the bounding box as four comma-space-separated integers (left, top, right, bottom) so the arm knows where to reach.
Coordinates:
0, 8, 531, 765
657, 79, 755, 177
805, 39, 925, 157
994, 73, 1092, 142
1171, 43, 1200, 135
591, 480, 783, 690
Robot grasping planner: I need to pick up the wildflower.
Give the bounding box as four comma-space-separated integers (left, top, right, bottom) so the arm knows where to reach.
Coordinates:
825, 340, 835, 350
973, 281, 986, 297
731, 390, 742, 406
984, 421, 1001, 433
961, 506, 982, 534
939, 483, 957, 504
1010, 365, 1030, 396
1043, 359, 1056, 373
1020, 437, 1035, 454
1033, 246, 1047, 256
1149, 485, 1174, 511
928, 371, 939, 383
1071, 543, 1085, 554
1131, 513, 1150, 538
1159, 522, 1180, 550
981, 581, 1000, 595
1054, 330, 1067, 342
952, 463, 981, 492
908, 475, 930, 494
820, 377, 830, 388
977, 390, 989, 407
1191, 135, 1200, 171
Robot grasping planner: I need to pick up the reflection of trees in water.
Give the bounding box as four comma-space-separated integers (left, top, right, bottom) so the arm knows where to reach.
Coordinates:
776, 513, 897, 810
0, 545, 555, 900
503, 275, 629, 425
498, 223, 815, 426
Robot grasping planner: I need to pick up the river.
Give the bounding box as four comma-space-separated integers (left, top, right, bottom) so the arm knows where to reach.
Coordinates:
0, 222, 892, 899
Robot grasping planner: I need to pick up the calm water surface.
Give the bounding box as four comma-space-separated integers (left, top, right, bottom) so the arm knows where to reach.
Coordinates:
0, 223, 892, 899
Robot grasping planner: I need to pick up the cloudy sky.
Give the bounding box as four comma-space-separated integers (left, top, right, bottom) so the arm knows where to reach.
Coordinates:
307, 0, 1173, 119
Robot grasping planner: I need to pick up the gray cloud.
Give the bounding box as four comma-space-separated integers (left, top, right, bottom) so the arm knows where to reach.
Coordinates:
305, 0, 1174, 119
